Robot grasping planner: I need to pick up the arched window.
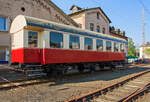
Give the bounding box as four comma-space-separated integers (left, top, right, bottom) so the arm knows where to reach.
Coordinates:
90, 23, 94, 31
97, 12, 100, 19
96, 25, 100, 32
102, 27, 105, 34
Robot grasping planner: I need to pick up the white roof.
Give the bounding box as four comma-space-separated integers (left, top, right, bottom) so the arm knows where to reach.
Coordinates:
10, 15, 127, 44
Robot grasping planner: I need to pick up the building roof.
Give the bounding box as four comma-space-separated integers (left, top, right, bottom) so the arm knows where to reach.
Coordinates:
70, 5, 82, 10
45, 0, 79, 27
110, 31, 128, 41
68, 7, 111, 23
141, 42, 150, 47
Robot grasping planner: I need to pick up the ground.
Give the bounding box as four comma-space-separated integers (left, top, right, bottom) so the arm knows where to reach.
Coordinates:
0, 65, 149, 102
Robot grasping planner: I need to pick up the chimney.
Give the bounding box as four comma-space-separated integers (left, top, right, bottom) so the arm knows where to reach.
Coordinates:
70, 5, 82, 13
115, 29, 120, 35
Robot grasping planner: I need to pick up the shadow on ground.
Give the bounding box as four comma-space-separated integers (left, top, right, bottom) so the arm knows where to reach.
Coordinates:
49, 66, 150, 87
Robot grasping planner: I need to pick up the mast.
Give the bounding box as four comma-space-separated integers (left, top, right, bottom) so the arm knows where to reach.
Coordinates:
142, 8, 145, 59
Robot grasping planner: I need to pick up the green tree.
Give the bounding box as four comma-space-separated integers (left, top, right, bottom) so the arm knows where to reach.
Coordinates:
145, 48, 150, 56
128, 38, 136, 56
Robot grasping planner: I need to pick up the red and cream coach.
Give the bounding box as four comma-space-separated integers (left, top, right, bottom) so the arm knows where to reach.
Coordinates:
10, 15, 128, 75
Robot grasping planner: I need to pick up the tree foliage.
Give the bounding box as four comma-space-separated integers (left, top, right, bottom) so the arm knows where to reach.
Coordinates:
128, 38, 136, 56
145, 48, 150, 56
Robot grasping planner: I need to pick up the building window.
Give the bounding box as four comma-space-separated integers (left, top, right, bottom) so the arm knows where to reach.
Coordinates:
50, 32, 63, 48
97, 12, 100, 19
0, 17, 8, 31
84, 37, 93, 50
102, 27, 105, 34
90, 23, 94, 31
96, 25, 100, 32
120, 44, 124, 52
96, 40, 103, 51
69, 35, 80, 49
28, 31, 38, 48
114, 42, 119, 52
106, 41, 111, 51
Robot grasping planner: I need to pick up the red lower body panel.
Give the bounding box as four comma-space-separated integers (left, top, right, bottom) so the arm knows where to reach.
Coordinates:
12, 48, 125, 65
12, 48, 40, 64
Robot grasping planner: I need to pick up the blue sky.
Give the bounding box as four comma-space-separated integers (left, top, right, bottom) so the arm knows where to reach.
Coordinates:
51, 0, 150, 46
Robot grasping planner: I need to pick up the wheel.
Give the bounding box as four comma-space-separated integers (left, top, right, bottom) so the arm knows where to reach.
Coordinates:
111, 64, 116, 71
99, 64, 104, 70
18, 63, 25, 69
78, 64, 84, 73
90, 64, 96, 73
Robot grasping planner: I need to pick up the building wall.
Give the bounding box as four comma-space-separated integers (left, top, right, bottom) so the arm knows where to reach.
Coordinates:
71, 13, 85, 29
139, 47, 150, 58
0, 0, 77, 61
85, 9, 110, 34
70, 9, 110, 34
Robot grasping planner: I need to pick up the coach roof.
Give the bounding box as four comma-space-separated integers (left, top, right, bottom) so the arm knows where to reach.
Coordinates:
10, 15, 127, 44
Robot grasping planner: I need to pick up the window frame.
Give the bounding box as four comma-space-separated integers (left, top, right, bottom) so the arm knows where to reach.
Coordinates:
90, 23, 94, 31
120, 44, 125, 52
50, 31, 63, 48
106, 41, 112, 52
69, 35, 80, 49
96, 25, 100, 32
0, 16, 8, 31
96, 39, 103, 51
102, 27, 105, 34
97, 12, 100, 19
114, 42, 119, 52
84, 37, 93, 50
28, 31, 38, 48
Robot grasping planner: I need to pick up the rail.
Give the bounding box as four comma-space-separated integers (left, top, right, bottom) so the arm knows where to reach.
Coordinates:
67, 68, 150, 102
118, 81, 150, 102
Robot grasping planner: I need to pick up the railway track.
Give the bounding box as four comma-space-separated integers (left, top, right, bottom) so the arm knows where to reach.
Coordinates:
117, 81, 150, 102
0, 76, 52, 90
67, 65, 150, 102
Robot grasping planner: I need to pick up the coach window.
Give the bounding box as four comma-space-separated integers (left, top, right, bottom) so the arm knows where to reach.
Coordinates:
69, 35, 80, 49
96, 39, 103, 51
50, 32, 63, 48
28, 31, 38, 48
85, 37, 93, 50
114, 42, 119, 52
106, 41, 111, 51
120, 44, 124, 52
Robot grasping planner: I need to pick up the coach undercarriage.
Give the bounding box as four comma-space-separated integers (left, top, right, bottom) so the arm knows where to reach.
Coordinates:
15, 60, 125, 77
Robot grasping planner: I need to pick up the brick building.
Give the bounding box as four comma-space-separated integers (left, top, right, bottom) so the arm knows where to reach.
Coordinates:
0, 0, 78, 63
68, 5, 111, 34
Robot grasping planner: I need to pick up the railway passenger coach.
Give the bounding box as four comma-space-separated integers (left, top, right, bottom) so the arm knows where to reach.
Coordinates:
10, 15, 128, 74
